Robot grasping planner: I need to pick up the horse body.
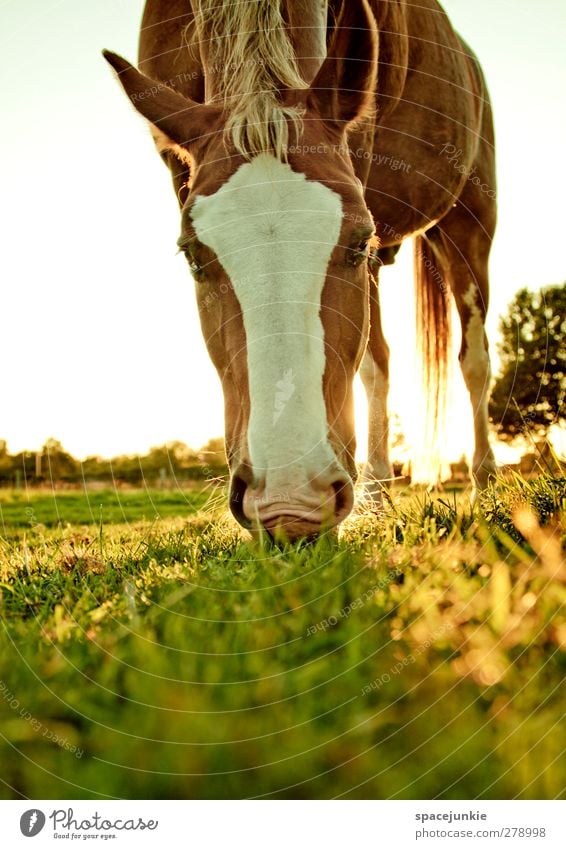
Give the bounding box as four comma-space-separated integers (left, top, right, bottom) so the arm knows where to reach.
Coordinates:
106, 0, 497, 538
138, 0, 485, 224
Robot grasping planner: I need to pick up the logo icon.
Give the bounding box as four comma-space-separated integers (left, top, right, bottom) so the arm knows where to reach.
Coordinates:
20, 810, 46, 837
273, 369, 296, 425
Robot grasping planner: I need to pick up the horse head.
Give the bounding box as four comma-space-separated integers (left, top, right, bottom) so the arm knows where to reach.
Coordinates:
105, 0, 378, 540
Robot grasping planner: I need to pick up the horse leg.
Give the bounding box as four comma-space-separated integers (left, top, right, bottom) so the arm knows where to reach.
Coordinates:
427, 199, 497, 490
359, 265, 392, 502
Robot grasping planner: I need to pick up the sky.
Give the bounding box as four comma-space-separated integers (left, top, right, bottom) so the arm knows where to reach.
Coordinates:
1, 0, 565, 463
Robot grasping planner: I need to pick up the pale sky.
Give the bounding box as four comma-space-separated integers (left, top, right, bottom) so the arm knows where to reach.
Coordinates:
1, 0, 565, 462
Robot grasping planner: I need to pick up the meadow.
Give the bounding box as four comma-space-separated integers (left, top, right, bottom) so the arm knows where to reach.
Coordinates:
0, 475, 564, 799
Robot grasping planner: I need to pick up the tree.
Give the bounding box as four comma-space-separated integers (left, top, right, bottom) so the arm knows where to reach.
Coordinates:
140, 442, 199, 481
0, 440, 14, 484
198, 437, 227, 468
489, 284, 566, 442
40, 438, 78, 481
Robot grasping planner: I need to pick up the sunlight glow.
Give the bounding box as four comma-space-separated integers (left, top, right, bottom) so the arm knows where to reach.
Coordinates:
1, 0, 564, 466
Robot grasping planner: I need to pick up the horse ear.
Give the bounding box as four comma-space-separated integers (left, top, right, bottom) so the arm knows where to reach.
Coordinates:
307, 0, 377, 127
103, 50, 217, 150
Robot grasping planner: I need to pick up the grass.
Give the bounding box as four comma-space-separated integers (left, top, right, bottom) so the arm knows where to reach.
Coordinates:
0, 476, 564, 799
0, 486, 210, 533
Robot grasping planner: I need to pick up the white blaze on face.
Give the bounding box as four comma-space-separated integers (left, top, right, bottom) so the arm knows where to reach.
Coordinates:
191, 154, 343, 488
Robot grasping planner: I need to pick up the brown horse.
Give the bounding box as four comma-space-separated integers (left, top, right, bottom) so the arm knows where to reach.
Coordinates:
104, 0, 497, 540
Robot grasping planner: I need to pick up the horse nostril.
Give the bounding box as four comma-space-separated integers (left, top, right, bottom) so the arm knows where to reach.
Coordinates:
230, 465, 354, 535
229, 475, 252, 529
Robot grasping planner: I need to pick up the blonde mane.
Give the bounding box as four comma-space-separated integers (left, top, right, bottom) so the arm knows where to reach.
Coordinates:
192, 0, 309, 159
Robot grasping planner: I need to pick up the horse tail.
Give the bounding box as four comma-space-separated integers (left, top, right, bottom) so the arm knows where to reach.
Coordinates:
414, 231, 451, 482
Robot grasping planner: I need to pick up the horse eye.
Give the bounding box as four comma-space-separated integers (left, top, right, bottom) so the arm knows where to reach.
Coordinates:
179, 247, 201, 276
177, 237, 205, 277
347, 239, 371, 267
186, 255, 203, 277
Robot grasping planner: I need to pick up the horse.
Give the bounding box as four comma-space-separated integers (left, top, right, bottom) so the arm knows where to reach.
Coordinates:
104, 0, 497, 540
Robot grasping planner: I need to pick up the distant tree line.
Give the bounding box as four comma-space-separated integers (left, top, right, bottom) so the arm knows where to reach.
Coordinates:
2, 285, 563, 488
490, 283, 565, 444
0, 437, 227, 487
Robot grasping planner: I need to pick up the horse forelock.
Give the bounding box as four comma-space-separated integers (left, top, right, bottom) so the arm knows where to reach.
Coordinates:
192, 0, 309, 160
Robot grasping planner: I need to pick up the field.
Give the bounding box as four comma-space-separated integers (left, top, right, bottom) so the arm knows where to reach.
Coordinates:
0, 476, 564, 799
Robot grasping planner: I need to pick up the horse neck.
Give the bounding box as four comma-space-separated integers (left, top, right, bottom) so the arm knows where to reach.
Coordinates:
195, 0, 328, 96
284, 0, 328, 83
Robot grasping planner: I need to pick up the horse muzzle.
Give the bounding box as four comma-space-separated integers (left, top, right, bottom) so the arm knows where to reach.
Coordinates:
229, 465, 354, 541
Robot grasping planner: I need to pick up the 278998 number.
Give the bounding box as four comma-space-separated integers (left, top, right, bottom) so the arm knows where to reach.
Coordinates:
501, 828, 546, 838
